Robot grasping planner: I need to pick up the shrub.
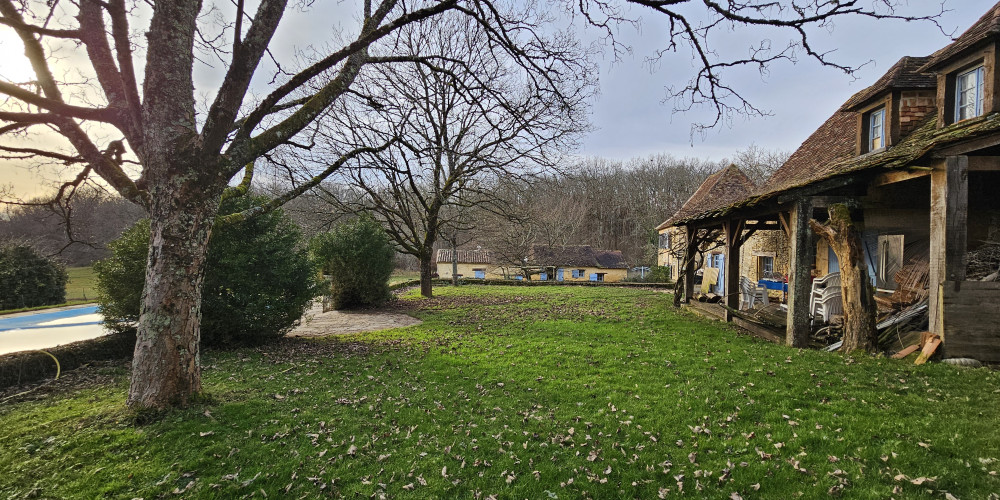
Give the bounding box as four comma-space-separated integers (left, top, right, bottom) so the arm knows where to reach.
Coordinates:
310, 216, 395, 309
94, 196, 319, 346
647, 265, 672, 283
0, 242, 68, 310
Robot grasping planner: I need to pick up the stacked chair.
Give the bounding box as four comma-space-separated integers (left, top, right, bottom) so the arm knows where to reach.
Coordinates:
809, 272, 842, 323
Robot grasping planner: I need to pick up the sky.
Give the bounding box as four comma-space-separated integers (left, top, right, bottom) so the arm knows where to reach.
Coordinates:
578, 1, 993, 161
0, 0, 994, 198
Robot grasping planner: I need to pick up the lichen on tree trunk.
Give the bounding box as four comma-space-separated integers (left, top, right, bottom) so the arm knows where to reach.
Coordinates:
810, 203, 877, 354
127, 183, 221, 409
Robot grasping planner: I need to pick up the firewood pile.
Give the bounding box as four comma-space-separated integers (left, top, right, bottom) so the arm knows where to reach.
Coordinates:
966, 240, 1000, 281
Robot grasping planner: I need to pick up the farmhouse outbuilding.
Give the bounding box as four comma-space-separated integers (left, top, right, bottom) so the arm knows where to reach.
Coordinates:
662, 2, 1000, 361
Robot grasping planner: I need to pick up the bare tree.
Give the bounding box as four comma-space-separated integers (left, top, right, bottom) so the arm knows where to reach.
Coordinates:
0, 0, 582, 410
0, 0, 942, 409
319, 14, 592, 297
727, 143, 790, 186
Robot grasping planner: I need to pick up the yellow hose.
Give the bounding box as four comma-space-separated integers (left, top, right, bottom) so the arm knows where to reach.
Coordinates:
34, 350, 60, 380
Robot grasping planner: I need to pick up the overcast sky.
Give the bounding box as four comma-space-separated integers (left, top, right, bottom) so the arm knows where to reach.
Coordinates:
0, 0, 993, 197
579, 1, 991, 162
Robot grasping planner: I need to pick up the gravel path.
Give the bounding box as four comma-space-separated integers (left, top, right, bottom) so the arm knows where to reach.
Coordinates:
288, 302, 421, 338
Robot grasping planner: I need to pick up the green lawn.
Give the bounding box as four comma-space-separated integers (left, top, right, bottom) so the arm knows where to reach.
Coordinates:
389, 269, 421, 285
65, 266, 97, 302
1, 286, 998, 499
0, 266, 97, 315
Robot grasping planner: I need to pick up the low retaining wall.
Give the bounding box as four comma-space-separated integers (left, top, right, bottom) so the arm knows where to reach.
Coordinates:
0, 332, 135, 389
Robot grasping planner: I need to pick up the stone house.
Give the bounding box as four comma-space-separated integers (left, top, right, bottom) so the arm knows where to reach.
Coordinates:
529, 245, 629, 282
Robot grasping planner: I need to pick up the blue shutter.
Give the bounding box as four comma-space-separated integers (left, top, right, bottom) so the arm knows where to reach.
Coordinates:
540, 272, 547, 281
571, 270, 579, 278
557, 268, 564, 281
475, 270, 485, 279
589, 273, 598, 281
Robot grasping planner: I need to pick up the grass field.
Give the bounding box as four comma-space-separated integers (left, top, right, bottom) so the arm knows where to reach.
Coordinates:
1, 286, 998, 499
64, 266, 97, 303
389, 269, 421, 285
0, 266, 97, 315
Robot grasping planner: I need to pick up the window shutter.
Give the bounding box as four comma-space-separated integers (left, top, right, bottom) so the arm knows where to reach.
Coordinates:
589, 273, 597, 281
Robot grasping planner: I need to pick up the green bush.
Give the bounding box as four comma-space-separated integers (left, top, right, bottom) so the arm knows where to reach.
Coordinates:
94, 196, 319, 346
647, 265, 672, 283
310, 216, 395, 309
0, 242, 68, 310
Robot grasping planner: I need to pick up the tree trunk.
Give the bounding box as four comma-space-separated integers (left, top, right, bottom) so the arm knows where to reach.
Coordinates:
810, 204, 877, 354
451, 240, 458, 286
419, 248, 434, 298
127, 184, 221, 410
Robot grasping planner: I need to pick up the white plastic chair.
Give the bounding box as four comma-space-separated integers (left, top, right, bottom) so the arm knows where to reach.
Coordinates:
740, 276, 769, 310
812, 287, 843, 324
809, 272, 840, 314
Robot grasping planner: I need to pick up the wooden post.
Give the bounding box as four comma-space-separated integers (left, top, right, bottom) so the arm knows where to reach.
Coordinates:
684, 226, 697, 304
786, 197, 815, 347
724, 219, 744, 322
929, 155, 969, 337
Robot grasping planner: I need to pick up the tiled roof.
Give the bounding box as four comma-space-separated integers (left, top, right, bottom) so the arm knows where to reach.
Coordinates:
435, 248, 491, 264
671, 111, 1000, 225
658, 164, 754, 229
920, 2, 1000, 72
595, 250, 628, 269
753, 111, 858, 198
840, 56, 935, 111
529, 245, 628, 269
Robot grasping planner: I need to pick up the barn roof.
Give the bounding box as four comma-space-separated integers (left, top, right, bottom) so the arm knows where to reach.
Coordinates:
840, 56, 935, 111
656, 164, 754, 230
529, 245, 628, 269
919, 2, 1000, 72
435, 249, 491, 264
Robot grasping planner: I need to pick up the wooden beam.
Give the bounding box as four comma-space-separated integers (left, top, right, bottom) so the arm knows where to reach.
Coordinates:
786, 197, 815, 347
723, 219, 743, 322
967, 156, 1000, 171
933, 133, 1000, 157
806, 196, 863, 209
683, 226, 697, 304
929, 155, 969, 337
776, 175, 865, 204
871, 168, 932, 187
778, 211, 791, 237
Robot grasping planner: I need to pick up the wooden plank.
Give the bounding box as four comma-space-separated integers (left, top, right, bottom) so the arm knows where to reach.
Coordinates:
733, 317, 784, 344
890, 344, 921, 359
941, 280, 1000, 362
914, 335, 941, 365
786, 197, 815, 347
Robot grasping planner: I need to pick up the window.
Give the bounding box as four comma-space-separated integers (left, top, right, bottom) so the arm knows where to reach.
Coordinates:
877, 234, 904, 290
596, 273, 605, 282
955, 65, 985, 122
572, 269, 585, 278
868, 108, 885, 151
474, 269, 486, 279
658, 232, 671, 249
757, 256, 774, 280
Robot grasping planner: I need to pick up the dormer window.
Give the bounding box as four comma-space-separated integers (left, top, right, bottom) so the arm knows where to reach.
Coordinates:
955, 65, 985, 122
860, 106, 887, 154
868, 108, 885, 151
